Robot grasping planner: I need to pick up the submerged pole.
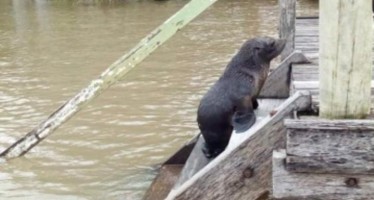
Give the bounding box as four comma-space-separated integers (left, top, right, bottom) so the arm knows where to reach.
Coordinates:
319, 0, 373, 118
1, 0, 219, 159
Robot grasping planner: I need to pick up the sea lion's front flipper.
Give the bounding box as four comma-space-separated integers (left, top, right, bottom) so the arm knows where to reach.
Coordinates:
232, 110, 256, 133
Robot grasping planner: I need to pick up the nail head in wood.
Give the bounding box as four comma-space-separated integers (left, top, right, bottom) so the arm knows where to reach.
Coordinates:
345, 178, 359, 188
243, 167, 254, 179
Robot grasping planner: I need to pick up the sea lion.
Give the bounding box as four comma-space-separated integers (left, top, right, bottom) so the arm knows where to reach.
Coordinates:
197, 37, 286, 158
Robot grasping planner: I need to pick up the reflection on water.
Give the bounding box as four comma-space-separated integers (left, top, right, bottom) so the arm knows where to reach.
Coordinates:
0, 0, 317, 199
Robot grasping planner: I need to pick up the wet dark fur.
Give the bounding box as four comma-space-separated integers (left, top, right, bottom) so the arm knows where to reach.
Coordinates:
197, 37, 286, 158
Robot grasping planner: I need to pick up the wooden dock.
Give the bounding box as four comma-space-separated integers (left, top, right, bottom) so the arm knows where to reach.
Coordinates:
291, 17, 323, 109
145, 0, 374, 199
292, 17, 374, 109
273, 0, 374, 199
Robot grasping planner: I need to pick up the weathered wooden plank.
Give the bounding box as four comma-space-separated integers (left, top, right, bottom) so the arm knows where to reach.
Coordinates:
292, 63, 319, 71
319, 0, 373, 118
172, 98, 285, 199
295, 43, 319, 47
295, 22, 318, 26
295, 32, 316, 37
166, 91, 311, 200
296, 29, 319, 32
295, 39, 319, 43
286, 155, 374, 175
0, 0, 219, 159
295, 35, 319, 38
292, 71, 318, 75
172, 98, 288, 191
279, 0, 296, 60
143, 135, 198, 200
295, 48, 318, 53
296, 31, 319, 35
293, 80, 374, 110
144, 165, 183, 200
227, 99, 286, 151
285, 119, 374, 174
293, 62, 374, 73
259, 51, 310, 98
296, 17, 318, 22
302, 96, 374, 113
295, 45, 319, 49
292, 74, 319, 81
296, 27, 319, 30
172, 135, 210, 189
285, 118, 374, 130
293, 81, 374, 92
273, 149, 374, 200
174, 124, 286, 200
292, 71, 318, 76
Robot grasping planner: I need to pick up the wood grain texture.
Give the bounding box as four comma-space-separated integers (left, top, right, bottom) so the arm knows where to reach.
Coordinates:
228, 99, 286, 151
273, 149, 374, 200
172, 135, 211, 189
259, 51, 310, 98
273, 15, 374, 114
284, 119, 374, 130
279, 0, 296, 60
292, 81, 374, 111
319, 0, 373, 118
143, 165, 183, 200
170, 98, 286, 199
171, 98, 286, 199
284, 119, 374, 174
166, 91, 311, 200
144, 135, 198, 200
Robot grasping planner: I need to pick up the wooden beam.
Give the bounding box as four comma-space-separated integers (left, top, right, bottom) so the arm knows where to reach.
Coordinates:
172, 135, 211, 189
227, 99, 287, 151
292, 80, 374, 112
284, 119, 374, 175
172, 98, 287, 195
0, 0, 219, 159
143, 165, 183, 200
144, 135, 198, 200
273, 149, 374, 200
319, 0, 373, 118
259, 50, 309, 98
166, 91, 311, 200
279, 0, 296, 60
285, 119, 374, 130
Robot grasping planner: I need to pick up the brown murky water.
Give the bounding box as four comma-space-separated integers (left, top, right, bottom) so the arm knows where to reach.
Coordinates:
0, 0, 317, 199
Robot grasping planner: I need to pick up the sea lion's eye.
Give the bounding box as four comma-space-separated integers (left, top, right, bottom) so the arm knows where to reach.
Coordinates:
254, 47, 261, 51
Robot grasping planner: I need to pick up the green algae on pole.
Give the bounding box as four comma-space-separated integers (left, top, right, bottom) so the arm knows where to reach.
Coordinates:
0, 0, 218, 159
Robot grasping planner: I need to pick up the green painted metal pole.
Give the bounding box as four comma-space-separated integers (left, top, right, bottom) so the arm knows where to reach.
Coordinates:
1, 0, 218, 159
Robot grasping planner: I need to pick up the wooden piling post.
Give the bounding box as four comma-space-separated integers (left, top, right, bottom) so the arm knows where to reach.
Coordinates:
319, 0, 373, 119
279, 0, 296, 60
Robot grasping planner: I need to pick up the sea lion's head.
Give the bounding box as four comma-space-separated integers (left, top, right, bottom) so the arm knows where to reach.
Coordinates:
241, 37, 286, 63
